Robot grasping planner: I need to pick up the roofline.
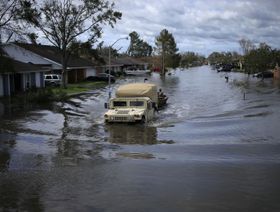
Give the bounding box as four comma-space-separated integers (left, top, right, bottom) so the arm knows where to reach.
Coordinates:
12, 43, 95, 69
66, 66, 95, 70
9, 43, 62, 67
0, 69, 50, 74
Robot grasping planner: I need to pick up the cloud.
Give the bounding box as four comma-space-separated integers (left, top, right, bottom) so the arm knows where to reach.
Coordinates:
100, 0, 280, 55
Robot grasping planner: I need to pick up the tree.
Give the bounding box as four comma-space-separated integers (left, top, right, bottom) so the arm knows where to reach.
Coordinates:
127, 31, 152, 57
69, 41, 94, 59
69, 40, 121, 65
244, 42, 273, 74
181, 52, 206, 68
208, 51, 241, 66
0, 0, 36, 43
239, 38, 255, 55
24, 0, 121, 87
155, 29, 180, 74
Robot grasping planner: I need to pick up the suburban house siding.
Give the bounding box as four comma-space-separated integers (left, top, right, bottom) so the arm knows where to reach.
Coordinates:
36, 72, 41, 87
0, 75, 3, 97
0, 72, 42, 97
3, 74, 10, 96
30, 73, 36, 87
40, 72, 44, 87
0, 56, 49, 96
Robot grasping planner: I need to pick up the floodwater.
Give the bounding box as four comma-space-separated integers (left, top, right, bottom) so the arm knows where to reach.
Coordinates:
1, 66, 280, 212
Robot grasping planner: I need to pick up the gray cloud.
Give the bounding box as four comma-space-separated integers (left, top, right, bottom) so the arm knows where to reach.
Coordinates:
100, 0, 280, 55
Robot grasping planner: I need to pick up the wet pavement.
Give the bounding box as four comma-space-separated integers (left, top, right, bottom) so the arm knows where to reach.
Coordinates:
1, 66, 280, 211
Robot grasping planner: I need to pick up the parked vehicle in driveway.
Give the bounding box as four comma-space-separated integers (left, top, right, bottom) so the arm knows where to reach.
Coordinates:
217, 64, 233, 72
85, 73, 115, 83
253, 71, 273, 78
44, 74, 62, 86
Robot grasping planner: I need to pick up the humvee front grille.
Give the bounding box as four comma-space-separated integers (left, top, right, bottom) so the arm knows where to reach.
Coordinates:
114, 116, 128, 121
117, 110, 129, 115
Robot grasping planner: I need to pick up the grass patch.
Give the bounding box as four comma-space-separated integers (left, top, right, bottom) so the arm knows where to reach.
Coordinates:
0, 81, 108, 104
51, 81, 107, 96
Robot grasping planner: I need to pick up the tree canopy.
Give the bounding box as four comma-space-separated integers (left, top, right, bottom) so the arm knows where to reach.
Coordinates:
0, 0, 36, 43
244, 42, 276, 73
127, 31, 152, 57
155, 29, 180, 72
23, 0, 121, 87
208, 51, 241, 65
239, 38, 255, 55
181, 52, 206, 68
69, 40, 121, 65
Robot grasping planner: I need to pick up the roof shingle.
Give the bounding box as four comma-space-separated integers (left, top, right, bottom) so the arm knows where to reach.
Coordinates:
16, 43, 95, 68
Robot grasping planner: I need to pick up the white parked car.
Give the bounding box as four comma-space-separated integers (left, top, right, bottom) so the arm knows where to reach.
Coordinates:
44, 74, 62, 86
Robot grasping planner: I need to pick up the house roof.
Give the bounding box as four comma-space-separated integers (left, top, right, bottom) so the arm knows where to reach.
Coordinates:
15, 43, 95, 68
109, 57, 148, 66
0, 56, 50, 73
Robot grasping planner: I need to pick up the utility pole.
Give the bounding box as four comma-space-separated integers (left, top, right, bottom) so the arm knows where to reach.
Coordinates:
108, 37, 128, 100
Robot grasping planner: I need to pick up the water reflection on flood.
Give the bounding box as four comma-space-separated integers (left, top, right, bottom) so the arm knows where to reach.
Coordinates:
1, 66, 280, 211
104, 124, 158, 145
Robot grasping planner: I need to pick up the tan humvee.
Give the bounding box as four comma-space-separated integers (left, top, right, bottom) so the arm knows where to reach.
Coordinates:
104, 83, 158, 123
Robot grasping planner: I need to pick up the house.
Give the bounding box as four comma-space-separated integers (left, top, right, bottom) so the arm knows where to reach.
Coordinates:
115, 57, 149, 71
2, 43, 97, 83
0, 55, 50, 97
99, 57, 149, 74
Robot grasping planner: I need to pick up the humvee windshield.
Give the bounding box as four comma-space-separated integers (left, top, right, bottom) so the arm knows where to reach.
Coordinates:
113, 101, 127, 107
130, 101, 144, 107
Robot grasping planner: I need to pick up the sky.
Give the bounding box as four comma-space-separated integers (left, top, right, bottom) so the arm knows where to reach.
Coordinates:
99, 0, 280, 56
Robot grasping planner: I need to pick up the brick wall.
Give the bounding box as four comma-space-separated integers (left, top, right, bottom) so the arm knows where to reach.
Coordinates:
273, 68, 280, 79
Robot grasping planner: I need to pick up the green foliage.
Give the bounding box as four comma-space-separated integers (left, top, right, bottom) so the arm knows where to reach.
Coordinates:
208, 51, 241, 65
181, 52, 206, 68
95, 41, 119, 62
127, 31, 152, 57
69, 40, 105, 64
70, 41, 93, 57
23, 0, 122, 87
0, 0, 37, 42
244, 43, 275, 73
155, 29, 178, 55
155, 29, 180, 70
25, 0, 122, 48
51, 81, 106, 96
26, 88, 56, 103
18, 0, 39, 24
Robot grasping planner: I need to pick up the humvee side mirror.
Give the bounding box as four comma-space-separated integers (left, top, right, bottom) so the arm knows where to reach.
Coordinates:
104, 102, 108, 109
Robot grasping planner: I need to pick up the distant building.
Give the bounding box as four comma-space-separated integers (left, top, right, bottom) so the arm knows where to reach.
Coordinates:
100, 57, 149, 74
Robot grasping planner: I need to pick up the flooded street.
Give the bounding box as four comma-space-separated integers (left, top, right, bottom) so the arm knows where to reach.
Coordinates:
1, 66, 280, 211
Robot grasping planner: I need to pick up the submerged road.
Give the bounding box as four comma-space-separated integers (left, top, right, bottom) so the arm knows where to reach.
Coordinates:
1, 66, 280, 211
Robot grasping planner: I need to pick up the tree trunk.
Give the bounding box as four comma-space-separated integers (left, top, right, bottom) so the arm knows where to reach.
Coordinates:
161, 43, 165, 75
61, 48, 67, 88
